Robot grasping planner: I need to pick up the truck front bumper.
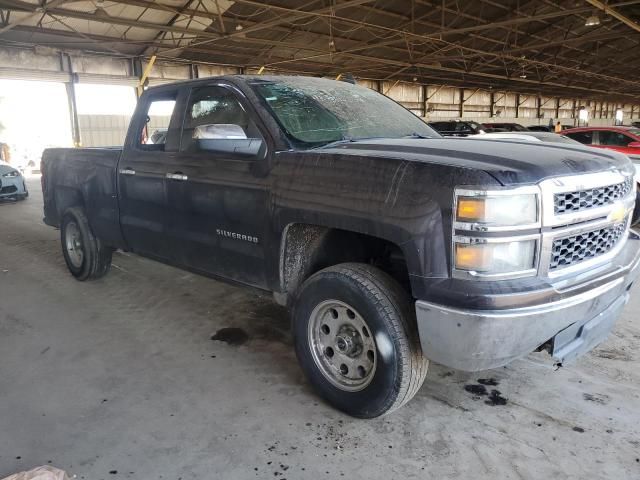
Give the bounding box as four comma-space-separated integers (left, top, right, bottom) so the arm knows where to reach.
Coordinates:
415, 231, 640, 372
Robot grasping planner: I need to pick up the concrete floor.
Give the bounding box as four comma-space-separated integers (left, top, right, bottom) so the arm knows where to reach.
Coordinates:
1, 178, 639, 479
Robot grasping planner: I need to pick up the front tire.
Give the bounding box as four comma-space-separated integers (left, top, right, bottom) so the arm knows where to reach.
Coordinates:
293, 263, 428, 418
61, 207, 113, 281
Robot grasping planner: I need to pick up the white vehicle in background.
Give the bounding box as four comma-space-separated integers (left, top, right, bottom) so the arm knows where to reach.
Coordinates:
0, 160, 28, 201
469, 131, 582, 145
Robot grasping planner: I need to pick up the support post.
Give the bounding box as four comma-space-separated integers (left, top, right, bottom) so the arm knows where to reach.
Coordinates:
458, 88, 464, 118
62, 53, 81, 147
554, 97, 560, 120
137, 55, 157, 97
489, 91, 495, 118
515, 94, 520, 118
421, 84, 428, 118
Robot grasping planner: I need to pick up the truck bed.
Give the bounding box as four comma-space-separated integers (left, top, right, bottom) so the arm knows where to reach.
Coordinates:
41, 147, 123, 246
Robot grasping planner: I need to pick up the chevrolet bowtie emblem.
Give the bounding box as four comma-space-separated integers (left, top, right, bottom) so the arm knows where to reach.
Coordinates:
608, 203, 628, 223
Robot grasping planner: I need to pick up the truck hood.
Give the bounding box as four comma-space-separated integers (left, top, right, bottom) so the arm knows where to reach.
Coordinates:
320, 138, 633, 186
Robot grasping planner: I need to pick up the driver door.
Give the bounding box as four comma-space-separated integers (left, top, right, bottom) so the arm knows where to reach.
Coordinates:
164, 84, 271, 288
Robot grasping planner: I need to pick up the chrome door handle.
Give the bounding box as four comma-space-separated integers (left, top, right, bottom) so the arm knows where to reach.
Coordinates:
166, 173, 188, 181
119, 168, 136, 176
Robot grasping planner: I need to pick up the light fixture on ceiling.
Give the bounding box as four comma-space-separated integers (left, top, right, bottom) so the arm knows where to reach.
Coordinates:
235, 24, 243, 31
519, 66, 527, 79
585, 14, 600, 26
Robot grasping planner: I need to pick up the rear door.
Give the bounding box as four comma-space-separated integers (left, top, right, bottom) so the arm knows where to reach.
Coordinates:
117, 88, 181, 259
595, 130, 638, 157
164, 83, 271, 288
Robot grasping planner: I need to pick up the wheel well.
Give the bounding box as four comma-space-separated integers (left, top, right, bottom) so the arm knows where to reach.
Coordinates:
280, 224, 411, 304
54, 187, 84, 224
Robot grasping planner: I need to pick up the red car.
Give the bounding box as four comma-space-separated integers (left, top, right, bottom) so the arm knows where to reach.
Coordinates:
562, 126, 640, 224
561, 126, 640, 161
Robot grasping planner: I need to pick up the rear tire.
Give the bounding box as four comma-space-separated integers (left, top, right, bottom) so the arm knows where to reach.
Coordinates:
293, 263, 428, 418
61, 207, 113, 281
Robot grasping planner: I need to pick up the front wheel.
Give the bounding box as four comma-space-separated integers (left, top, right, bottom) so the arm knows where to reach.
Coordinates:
61, 207, 113, 281
293, 263, 428, 418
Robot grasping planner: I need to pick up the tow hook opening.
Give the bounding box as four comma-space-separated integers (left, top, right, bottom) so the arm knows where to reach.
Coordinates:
535, 339, 553, 354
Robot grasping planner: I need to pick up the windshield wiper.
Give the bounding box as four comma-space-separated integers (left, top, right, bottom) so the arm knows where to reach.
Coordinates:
401, 132, 431, 139
316, 135, 355, 149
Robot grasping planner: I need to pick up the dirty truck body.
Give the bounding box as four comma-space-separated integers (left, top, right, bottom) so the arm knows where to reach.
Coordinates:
42, 76, 640, 417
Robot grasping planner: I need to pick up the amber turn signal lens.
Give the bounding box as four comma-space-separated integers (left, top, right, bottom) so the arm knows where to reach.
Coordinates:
454, 243, 490, 271
456, 197, 485, 221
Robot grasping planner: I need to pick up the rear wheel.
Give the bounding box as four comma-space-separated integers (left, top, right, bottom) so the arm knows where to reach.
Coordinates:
61, 207, 113, 281
293, 263, 428, 418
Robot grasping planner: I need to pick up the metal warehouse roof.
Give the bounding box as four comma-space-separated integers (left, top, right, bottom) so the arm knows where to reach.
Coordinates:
0, 0, 639, 101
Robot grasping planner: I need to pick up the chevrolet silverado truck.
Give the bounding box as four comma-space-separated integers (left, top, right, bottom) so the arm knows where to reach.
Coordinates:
42, 76, 640, 418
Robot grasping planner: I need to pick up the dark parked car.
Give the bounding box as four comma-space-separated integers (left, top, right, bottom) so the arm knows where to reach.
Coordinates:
527, 125, 553, 132
41, 76, 640, 418
526, 125, 573, 132
483, 122, 529, 132
427, 120, 490, 136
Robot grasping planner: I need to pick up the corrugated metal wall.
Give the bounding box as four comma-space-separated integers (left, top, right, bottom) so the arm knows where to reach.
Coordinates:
2, 46, 639, 148
78, 115, 130, 147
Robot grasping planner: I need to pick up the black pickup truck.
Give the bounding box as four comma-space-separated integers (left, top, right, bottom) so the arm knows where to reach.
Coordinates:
42, 76, 640, 418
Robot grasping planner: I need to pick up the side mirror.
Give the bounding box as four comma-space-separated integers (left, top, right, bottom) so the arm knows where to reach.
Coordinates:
627, 141, 640, 148
193, 123, 264, 158
197, 138, 264, 157
194, 124, 247, 139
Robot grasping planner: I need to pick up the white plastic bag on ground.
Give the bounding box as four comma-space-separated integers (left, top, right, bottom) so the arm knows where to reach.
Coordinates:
2, 466, 70, 480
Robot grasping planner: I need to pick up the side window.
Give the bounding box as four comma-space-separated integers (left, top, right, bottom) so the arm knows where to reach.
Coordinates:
598, 131, 632, 147
138, 93, 177, 151
566, 131, 593, 145
181, 86, 264, 156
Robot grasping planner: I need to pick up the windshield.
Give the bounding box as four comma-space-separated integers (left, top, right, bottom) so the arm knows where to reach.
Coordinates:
250, 77, 439, 148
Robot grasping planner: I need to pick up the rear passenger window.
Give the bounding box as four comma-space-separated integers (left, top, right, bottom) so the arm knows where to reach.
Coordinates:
598, 131, 632, 147
138, 93, 177, 150
566, 131, 593, 145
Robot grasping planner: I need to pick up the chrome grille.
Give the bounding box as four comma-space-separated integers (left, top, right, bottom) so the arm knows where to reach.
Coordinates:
549, 222, 627, 270
553, 177, 633, 215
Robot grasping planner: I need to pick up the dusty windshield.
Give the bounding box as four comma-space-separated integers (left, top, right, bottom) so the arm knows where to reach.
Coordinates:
250, 77, 439, 148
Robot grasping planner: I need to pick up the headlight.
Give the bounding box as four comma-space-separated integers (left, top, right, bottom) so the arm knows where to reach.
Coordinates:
454, 238, 537, 275
455, 189, 539, 229
2, 170, 20, 178
453, 187, 540, 279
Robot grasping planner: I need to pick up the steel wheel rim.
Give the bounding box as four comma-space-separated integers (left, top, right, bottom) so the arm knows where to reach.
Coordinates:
65, 221, 84, 268
308, 299, 377, 392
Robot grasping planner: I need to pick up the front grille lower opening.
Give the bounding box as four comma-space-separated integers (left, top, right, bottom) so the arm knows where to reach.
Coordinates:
549, 222, 627, 270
